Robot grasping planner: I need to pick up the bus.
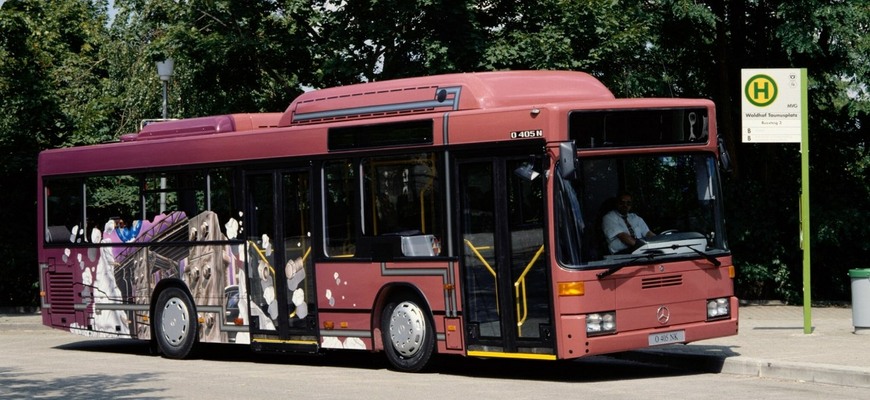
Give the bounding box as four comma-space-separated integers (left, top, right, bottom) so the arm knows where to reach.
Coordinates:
37, 70, 737, 372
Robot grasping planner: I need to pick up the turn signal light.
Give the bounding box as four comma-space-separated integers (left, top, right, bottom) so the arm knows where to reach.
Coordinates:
558, 281, 585, 296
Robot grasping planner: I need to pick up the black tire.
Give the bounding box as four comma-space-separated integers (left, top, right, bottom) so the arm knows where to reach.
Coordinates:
381, 297, 435, 372
154, 287, 198, 359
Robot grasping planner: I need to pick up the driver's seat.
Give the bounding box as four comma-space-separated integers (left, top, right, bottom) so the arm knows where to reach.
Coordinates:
594, 197, 617, 257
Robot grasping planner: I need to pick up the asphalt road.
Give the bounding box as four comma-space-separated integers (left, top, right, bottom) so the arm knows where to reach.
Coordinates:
1, 314, 865, 399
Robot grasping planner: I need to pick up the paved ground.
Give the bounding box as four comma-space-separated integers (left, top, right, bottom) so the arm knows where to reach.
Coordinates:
3, 304, 869, 388
618, 305, 870, 388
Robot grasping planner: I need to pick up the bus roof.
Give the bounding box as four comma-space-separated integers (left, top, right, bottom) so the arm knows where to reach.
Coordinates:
279, 70, 615, 126
39, 71, 719, 177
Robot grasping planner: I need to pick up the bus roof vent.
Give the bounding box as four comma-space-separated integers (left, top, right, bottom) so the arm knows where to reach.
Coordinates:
283, 84, 463, 126
121, 113, 282, 142
279, 71, 614, 126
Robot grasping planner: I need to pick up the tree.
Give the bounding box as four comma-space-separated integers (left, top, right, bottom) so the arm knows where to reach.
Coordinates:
314, 0, 486, 85
109, 0, 318, 125
1, 0, 867, 306
685, 0, 870, 301
0, 0, 111, 306
481, 0, 657, 96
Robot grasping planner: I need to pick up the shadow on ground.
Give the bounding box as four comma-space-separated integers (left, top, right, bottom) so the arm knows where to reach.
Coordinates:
53, 338, 724, 383
0, 367, 165, 399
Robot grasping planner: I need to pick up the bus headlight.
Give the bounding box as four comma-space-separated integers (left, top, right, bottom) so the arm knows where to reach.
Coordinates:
587, 311, 617, 336
706, 298, 730, 320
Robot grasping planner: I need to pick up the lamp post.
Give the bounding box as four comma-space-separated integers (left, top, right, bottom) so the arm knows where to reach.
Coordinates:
155, 58, 174, 213
156, 58, 174, 119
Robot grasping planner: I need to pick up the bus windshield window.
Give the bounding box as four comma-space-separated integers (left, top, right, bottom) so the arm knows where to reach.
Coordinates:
556, 153, 726, 267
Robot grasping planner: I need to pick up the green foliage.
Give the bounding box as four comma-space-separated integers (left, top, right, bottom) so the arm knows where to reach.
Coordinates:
109, 0, 315, 125
0, 0, 112, 306
736, 260, 799, 304
315, 0, 486, 84
0, 0, 868, 306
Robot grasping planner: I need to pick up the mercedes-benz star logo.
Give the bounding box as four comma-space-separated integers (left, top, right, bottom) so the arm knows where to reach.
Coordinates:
656, 306, 671, 325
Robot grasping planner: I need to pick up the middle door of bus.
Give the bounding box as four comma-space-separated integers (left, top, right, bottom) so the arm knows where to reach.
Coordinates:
457, 155, 553, 355
244, 169, 317, 340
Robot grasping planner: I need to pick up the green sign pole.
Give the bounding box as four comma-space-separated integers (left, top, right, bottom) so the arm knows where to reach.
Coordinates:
741, 68, 811, 333
800, 68, 812, 334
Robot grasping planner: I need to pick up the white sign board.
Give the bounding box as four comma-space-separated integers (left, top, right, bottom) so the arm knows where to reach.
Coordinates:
741, 69, 805, 143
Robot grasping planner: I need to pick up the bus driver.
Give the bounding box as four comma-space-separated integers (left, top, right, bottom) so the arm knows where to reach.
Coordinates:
602, 192, 656, 254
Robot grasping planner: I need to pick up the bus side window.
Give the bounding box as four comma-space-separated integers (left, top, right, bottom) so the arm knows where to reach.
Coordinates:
361, 153, 443, 258
323, 160, 356, 257
85, 175, 140, 241
44, 179, 84, 243
143, 171, 207, 222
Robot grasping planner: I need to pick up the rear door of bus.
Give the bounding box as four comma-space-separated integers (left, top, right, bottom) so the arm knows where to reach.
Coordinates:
244, 169, 317, 341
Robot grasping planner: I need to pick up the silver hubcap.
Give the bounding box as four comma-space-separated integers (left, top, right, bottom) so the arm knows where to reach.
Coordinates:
161, 296, 190, 347
388, 301, 426, 357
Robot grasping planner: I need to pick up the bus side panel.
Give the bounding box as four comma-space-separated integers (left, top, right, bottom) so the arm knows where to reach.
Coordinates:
39, 211, 247, 344
40, 253, 85, 332
40, 245, 133, 338
314, 260, 457, 352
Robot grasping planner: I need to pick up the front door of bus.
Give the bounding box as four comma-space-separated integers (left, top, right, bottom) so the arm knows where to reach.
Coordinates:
244, 170, 316, 339
458, 157, 553, 354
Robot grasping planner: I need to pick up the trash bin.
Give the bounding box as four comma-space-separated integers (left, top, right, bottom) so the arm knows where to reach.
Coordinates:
850, 268, 870, 333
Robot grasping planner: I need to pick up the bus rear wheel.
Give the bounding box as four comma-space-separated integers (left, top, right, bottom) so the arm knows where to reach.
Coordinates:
154, 287, 197, 359
381, 297, 435, 372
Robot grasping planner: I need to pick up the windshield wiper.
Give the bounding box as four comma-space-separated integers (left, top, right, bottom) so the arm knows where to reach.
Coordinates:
596, 245, 721, 279
671, 244, 721, 267
596, 252, 663, 279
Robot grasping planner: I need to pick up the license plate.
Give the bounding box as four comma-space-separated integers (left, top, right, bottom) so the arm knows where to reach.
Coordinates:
648, 330, 685, 346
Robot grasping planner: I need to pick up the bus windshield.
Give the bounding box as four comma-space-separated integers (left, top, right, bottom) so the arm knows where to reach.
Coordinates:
556, 152, 727, 268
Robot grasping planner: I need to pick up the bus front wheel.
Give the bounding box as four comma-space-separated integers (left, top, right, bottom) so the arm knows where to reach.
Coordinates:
381, 297, 435, 372
154, 287, 198, 359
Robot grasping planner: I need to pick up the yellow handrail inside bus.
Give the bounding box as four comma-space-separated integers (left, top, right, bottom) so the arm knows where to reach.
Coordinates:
464, 238, 499, 315
300, 246, 312, 264
419, 186, 430, 233
514, 244, 545, 336
463, 239, 496, 278
251, 241, 313, 320
248, 240, 276, 277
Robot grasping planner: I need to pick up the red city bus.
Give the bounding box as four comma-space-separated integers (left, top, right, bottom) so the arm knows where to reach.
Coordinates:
37, 70, 737, 372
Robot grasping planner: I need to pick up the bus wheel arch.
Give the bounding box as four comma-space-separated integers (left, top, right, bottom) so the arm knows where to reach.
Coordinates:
150, 280, 198, 359
375, 284, 436, 372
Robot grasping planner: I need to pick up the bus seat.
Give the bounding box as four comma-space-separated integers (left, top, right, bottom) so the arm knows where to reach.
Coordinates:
46, 225, 72, 243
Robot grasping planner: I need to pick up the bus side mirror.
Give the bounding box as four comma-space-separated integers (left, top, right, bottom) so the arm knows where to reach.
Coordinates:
717, 136, 733, 173
558, 141, 577, 178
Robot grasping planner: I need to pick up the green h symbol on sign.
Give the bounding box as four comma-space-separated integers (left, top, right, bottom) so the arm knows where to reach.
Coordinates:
745, 74, 778, 107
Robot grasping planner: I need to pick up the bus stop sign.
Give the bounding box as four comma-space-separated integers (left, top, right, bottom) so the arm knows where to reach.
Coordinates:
741, 68, 804, 143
